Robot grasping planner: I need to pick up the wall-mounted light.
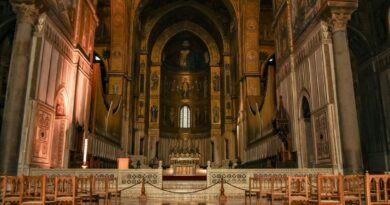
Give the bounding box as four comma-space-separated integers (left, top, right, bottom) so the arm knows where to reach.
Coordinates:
94, 55, 102, 61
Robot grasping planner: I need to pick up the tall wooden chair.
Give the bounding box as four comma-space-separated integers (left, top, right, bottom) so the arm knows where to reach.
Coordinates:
2, 176, 23, 205
365, 172, 390, 205
267, 176, 287, 205
249, 176, 274, 204
309, 175, 344, 205
45, 177, 55, 201
54, 176, 80, 205
245, 177, 262, 205
107, 177, 120, 203
21, 176, 56, 205
285, 176, 309, 205
92, 176, 110, 205
258, 176, 274, 205
343, 175, 363, 205
76, 176, 94, 204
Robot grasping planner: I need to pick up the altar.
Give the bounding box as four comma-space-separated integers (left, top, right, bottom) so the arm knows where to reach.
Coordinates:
169, 151, 200, 176
170, 155, 200, 175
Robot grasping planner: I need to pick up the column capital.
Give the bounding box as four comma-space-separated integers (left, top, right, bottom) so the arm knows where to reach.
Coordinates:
329, 9, 353, 32
320, 1, 358, 33
11, 3, 39, 24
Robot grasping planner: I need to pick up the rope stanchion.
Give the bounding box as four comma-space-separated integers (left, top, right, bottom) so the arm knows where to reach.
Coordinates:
219, 177, 227, 202
139, 178, 147, 202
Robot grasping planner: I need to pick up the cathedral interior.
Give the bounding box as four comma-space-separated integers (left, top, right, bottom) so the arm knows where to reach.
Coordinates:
0, 0, 390, 176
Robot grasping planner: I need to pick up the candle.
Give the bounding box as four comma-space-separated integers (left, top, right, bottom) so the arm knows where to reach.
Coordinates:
83, 138, 88, 163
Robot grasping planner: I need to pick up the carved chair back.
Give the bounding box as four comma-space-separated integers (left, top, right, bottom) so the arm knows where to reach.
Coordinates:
21, 175, 51, 204
343, 175, 363, 205
92, 176, 109, 205
44, 176, 55, 201
245, 177, 261, 205
77, 175, 93, 203
310, 175, 344, 205
2, 176, 23, 205
365, 172, 390, 205
268, 176, 288, 205
286, 176, 309, 205
54, 176, 78, 205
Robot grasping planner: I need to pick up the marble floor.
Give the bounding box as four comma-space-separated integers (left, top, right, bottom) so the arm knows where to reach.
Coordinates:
105, 197, 272, 205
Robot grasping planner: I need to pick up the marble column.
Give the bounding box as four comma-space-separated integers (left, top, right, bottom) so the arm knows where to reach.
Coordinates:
0, 3, 38, 175
329, 7, 363, 173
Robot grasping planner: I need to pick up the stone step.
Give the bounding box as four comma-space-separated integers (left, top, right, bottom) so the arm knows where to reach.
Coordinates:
162, 180, 208, 191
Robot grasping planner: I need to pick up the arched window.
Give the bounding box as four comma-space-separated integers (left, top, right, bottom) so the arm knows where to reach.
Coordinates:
180, 106, 191, 128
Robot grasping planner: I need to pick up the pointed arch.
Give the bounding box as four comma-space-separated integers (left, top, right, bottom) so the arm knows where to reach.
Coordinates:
54, 87, 69, 117
151, 21, 220, 66
140, 1, 228, 52
51, 87, 70, 168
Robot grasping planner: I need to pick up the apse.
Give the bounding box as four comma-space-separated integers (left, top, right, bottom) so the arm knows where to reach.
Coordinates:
133, 0, 236, 166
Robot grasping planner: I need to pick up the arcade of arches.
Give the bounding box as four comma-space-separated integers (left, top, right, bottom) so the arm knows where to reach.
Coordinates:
0, 0, 390, 176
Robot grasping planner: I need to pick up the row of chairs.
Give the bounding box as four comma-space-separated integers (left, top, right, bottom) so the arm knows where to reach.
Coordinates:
245, 172, 389, 205
0, 175, 121, 205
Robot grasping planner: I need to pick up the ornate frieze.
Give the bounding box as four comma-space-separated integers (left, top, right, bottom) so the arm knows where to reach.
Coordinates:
275, 59, 291, 84
35, 15, 74, 64
294, 24, 323, 66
